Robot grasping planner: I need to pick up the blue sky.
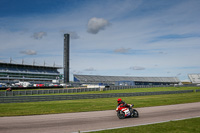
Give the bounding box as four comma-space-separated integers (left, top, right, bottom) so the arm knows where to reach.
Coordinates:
0, 0, 200, 81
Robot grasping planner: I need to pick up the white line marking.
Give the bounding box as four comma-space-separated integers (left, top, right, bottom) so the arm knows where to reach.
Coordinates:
73, 115, 200, 133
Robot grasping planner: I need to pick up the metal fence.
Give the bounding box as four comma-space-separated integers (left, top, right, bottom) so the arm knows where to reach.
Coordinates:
1, 88, 100, 96
0, 90, 195, 103
0, 85, 172, 97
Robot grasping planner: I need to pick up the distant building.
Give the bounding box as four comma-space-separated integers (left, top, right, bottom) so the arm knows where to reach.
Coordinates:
188, 74, 200, 84
0, 62, 62, 83
74, 74, 180, 86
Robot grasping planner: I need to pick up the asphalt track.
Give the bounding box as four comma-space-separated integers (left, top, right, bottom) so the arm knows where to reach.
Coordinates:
0, 102, 200, 133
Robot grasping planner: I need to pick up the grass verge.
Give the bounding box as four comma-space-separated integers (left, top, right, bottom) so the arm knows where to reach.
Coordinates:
90, 117, 200, 133
15, 86, 200, 96
0, 91, 200, 117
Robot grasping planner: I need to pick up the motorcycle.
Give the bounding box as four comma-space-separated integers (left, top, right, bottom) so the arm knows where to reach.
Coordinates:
116, 104, 139, 119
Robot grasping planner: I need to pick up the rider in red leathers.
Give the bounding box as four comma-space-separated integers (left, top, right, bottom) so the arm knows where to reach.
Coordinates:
117, 98, 133, 114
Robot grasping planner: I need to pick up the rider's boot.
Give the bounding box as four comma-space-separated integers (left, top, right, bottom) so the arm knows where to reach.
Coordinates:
129, 107, 134, 117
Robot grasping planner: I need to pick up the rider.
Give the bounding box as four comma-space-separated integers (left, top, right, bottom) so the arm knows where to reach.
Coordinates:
117, 98, 133, 114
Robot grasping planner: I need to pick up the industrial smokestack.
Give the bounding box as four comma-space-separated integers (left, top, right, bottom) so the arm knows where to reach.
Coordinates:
64, 34, 70, 83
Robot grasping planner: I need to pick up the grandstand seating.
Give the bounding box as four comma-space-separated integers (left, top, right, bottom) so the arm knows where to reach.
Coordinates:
0, 63, 61, 83
188, 74, 200, 83
0, 66, 59, 74
74, 74, 180, 85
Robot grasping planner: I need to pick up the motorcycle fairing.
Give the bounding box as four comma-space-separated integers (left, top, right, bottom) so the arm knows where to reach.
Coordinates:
122, 108, 130, 117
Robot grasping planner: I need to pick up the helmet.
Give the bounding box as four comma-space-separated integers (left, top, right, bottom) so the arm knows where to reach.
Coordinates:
117, 98, 122, 103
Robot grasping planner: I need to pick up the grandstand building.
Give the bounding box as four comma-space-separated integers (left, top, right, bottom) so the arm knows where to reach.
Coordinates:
188, 74, 200, 84
74, 74, 180, 86
0, 62, 62, 83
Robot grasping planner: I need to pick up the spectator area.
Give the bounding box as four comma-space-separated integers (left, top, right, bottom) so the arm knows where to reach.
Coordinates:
74, 74, 180, 86
188, 74, 200, 84
0, 62, 62, 83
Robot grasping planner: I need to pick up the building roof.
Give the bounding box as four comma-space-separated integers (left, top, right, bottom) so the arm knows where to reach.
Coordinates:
74, 74, 180, 83
188, 74, 200, 83
0, 62, 62, 69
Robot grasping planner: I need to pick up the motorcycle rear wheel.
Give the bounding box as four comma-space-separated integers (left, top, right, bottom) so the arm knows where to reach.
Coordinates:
117, 111, 125, 119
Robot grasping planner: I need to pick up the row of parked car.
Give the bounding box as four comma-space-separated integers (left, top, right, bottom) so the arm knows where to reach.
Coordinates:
0, 82, 66, 88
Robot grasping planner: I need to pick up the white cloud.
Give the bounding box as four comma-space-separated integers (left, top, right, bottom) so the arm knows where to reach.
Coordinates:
72, 70, 82, 75
114, 48, 131, 54
20, 50, 37, 55
84, 67, 96, 71
0, 0, 200, 81
31, 32, 47, 39
177, 73, 182, 76
158, 51, 167, 54
87, 17, 111, 34
130, 66, 145, 70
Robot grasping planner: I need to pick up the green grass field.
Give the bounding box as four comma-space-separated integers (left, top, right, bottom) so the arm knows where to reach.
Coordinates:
0, 90, 200, 117
80, 86, 200, 94
1, 86, 200, 133
90, 117, 200, 133
11, 86, 200, 96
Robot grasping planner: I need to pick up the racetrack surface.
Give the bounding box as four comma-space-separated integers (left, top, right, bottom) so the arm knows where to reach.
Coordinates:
0, 102, 200, 133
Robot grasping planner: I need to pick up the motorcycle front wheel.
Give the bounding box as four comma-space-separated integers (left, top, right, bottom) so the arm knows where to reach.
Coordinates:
117, 111, 125, 119
132, 109, 139, 118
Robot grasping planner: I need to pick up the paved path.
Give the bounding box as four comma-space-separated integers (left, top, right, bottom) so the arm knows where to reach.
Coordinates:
0, 102, 200, 133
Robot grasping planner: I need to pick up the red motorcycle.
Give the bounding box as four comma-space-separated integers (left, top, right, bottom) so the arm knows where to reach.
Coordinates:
116, 104, 139, 119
